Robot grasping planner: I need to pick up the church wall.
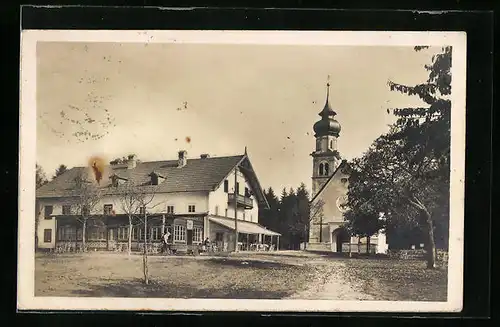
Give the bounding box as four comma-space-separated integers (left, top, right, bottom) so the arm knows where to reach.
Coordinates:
309, 167, 349, 243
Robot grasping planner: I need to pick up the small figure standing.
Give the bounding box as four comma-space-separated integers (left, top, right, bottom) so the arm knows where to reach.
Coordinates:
202, 237, 210, 253
163, 230, 171, 255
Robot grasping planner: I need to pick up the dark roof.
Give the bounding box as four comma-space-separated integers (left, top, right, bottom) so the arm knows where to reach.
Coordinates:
37, 155, 245, 198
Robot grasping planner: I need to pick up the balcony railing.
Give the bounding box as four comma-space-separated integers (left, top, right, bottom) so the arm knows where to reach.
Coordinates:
227, 193, 253, 209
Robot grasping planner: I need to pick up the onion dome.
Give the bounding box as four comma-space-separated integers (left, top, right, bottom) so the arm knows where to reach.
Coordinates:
313, 82, 341, 137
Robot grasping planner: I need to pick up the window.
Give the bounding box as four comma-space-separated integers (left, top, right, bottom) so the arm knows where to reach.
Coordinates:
236, 182, 240, 194
88, 226, 106, 240
215, 232, 224, 242
44, 205, 53, 219
151, 226, 162, 241
243, 212, 246, 221
188, 205, 196, 213
139, 206, 146, 215
225, 208, 228, 217
330, 140, 333, 149
151, 174, 159, 185
167, 205, 174, 214
118, 227, 129, 240
57, 226, 76, 241
245, 187, 249, 197
215, 205, 219, 216
104, 204, 113, 215
62, 205, 72, 215
132, 227, 139, 241
223, 180, 229, 193
43, 229, 52, 243
138, 227, 151, 241
319, 163, 324, 176
324, 163, 330, 175
174, 225, 186, 242
76, 228, 82, 241
193, 227, 203, 244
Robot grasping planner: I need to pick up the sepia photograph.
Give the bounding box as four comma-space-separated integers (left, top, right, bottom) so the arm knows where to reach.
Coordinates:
18, 30, 466, 312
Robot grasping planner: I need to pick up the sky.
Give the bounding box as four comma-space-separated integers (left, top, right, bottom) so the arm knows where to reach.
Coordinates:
36, 42, 439, 195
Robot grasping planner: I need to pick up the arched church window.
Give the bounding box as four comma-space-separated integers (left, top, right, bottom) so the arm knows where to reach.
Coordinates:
324, 163, 330, 175
319, 163, 324, 176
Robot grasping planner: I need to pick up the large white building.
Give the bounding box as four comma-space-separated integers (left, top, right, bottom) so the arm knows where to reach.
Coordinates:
35, 150, 280, 253
306, 82, 388, 254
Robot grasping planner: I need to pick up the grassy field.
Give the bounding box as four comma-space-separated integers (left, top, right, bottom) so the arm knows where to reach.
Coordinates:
342, 257, 448, 301
34, 251, 447, 301
35, 252, 315, 298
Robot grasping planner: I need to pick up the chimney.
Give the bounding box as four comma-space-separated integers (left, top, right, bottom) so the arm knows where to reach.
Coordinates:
200, 153, 210, 159
178, 150, 187, 168
127, 154, 137, 169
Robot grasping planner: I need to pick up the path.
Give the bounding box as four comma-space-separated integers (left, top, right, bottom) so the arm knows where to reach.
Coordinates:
287, 257, 375, 300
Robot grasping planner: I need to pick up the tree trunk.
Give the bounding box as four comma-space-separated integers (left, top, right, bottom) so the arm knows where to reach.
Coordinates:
128, 216, 133, 256
423, 209, 437, 269
82, 219, 87, 252
143, 213, 149, 284
408, 196, 437, 269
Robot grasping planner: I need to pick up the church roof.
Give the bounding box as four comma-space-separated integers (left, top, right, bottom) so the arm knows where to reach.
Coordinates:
310, 159, 348, 204
313, 82, 341, 137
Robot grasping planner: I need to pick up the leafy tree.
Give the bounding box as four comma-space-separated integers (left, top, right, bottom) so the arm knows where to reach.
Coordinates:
36, 164, 48, 189
35, 163, 48, 250
259, 187, 280, 232
345, 46, 451, 268
53, 164, 68, 179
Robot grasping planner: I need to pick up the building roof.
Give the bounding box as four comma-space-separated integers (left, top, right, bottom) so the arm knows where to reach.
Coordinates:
37, 155, 245, 198
209, 216, 281, 236
310, 159, 348, 204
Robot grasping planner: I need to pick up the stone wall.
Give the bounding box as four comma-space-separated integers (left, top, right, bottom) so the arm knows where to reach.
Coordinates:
388, 249, 449, 264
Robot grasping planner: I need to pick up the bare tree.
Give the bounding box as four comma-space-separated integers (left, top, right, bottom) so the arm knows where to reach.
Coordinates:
309, 199, 325, 242
72, 171, 102, 252
133, 185, 162, 285
116, 180, 145, 256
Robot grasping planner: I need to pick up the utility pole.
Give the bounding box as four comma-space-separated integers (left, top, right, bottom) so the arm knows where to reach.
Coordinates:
234, 166, 239, 252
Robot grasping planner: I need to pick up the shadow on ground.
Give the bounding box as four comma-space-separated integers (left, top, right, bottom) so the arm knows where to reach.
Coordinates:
71, 278, 289, 299
206, 258, 291, 269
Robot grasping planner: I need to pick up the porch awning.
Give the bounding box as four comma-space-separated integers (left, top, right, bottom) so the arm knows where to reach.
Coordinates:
209, 216, 281, 236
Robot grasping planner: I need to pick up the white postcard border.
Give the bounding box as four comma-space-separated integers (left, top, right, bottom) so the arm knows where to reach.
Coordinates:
18, 30, 466, 312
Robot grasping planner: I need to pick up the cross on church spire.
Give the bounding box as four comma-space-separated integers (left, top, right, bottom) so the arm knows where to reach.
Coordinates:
326, 75, 331, 104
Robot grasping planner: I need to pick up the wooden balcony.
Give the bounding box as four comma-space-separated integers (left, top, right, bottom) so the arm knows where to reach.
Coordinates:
227, 193, 253, 209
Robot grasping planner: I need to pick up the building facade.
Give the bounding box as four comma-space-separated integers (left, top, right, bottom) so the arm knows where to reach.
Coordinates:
306, 82, 388, 254
36, 150, 280, 253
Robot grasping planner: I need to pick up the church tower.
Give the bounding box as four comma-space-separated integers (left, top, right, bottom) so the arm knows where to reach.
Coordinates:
311, 80, 342, 197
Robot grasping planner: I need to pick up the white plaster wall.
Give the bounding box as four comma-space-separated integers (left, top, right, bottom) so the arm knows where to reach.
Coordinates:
208, 167, 259, 223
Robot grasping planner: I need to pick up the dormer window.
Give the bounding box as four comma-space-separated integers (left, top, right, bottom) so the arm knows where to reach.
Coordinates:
110, 174, 128, 187
149, 172, 165, 186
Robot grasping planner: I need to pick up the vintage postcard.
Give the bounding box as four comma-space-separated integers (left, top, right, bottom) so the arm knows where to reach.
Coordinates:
18, 30, 466, 312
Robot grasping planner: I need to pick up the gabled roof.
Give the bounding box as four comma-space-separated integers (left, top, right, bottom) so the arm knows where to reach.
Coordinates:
310, 160, 348, 204
37, 155, 245, 198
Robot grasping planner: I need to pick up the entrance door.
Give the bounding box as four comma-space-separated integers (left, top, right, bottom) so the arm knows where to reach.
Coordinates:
335, 228, 350, 253
107, 228, 116, 250
186, 229, 193, 245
